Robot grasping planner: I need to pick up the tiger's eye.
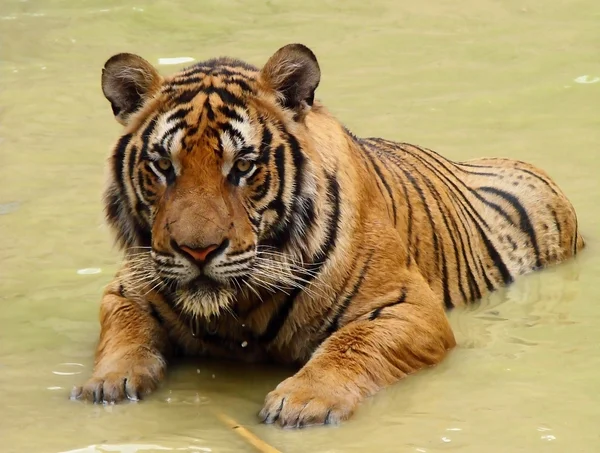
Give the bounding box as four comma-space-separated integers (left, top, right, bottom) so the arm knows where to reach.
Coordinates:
157, 158, 172, 172
235, 160, 252, 173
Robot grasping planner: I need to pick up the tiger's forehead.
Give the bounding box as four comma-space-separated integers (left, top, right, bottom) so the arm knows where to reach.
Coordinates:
151, 58, 262, 163
168, 57, 259, 83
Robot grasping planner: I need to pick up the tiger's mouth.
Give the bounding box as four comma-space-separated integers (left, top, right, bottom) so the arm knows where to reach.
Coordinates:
186, 274, 226, 292
171, 271, 238, 319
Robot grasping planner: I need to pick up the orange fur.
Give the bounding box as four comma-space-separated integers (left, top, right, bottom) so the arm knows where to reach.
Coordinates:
72, 44, 584, 427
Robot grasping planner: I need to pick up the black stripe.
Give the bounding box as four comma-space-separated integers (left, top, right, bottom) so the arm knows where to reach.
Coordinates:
391, 143, 508, 288
406, 154, 482, 301
399, 167, 448, 303
222, 77, 254, 94
326, 252, 374, 333
381, 151, 452, 306
179, 60, 257, 77
251, 169, 271, 203
316, 255, 361, 338
166, 107, 192, 122
258, 119, 273, 155
104, 190, 121, 230
127, 145, 139, 193
161, 122, 186, 152
140, 117, 158, 156
250, 120, 274, 204
205, 101, 215, 121
479, 187, 541, 269
402, 144, 516, 228
515, 168, 560, 196
148, 303, 167, 328
174, 89, 201, 104
248, 213, 261, 230
218, 256, 254, 271
417, 170, 468, 305
217, 253, 254, 267
265, 145, 287, 223
220, 122, 246, 145
267, 133, 312, 251
374, 142, 494, 303
259, 171, 341, 343
112, 134, 132, 195
219, 105, 244, 122
457, 167, 505, 178
203, 86, 245, 108
454, 160, 559, 196
401, 156, 477, 304
239, 145, 257, 160
369, 288, 407, 320
361, 144, 397, 226
454, 161, 500, 168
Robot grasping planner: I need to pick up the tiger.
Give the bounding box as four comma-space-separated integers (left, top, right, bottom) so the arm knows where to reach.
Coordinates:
71, 43, 585, 428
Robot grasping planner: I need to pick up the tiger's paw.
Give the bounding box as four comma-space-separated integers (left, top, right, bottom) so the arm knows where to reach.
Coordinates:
70, 349, 166, 404
259, 374, 358, 428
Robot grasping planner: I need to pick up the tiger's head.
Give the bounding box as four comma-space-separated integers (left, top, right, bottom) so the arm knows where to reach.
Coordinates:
101, 44, 325, 317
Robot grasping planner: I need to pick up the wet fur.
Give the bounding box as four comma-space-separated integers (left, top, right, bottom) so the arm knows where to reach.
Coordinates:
72, 44, 584, 427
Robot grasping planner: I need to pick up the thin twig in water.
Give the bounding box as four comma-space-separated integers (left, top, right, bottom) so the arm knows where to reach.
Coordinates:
214, 411, 282, 453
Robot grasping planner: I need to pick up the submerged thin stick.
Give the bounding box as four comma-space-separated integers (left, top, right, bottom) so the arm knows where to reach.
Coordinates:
215, 411, 282, 453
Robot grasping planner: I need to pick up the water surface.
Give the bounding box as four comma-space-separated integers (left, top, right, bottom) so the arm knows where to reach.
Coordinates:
1, 0, 599, 452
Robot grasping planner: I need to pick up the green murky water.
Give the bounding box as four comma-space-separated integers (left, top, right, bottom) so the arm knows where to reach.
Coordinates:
1, 0, 599, 452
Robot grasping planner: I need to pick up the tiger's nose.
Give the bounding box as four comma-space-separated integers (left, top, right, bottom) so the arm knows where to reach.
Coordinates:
178, 240, 227, 264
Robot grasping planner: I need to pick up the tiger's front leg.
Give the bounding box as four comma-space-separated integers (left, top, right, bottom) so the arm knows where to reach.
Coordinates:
71, 280, 171, 403
259, 274, 456, 427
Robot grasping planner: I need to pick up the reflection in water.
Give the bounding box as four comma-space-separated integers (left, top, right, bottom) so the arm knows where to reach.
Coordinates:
1, 0, 599, 452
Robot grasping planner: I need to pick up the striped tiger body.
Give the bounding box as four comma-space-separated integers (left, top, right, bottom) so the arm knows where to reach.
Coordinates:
73, 44, 584, 427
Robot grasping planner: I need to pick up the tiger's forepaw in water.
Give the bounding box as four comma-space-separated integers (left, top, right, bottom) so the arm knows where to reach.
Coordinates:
70, 349, 166, 404
259, 374, 358, 428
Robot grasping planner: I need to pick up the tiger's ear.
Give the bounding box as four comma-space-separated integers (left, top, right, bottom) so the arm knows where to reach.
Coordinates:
101, 53, 162, 126
260, 44, 321, 119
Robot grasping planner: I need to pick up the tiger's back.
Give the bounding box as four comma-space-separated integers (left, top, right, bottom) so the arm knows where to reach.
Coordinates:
357, 138, 584, 309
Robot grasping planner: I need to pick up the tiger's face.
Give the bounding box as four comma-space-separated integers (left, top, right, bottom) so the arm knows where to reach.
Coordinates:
101, 45, 321, 314
146, 99, 264, 289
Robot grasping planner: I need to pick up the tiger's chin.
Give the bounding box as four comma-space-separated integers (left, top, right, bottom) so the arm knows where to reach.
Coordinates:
173, 275, 236, 319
